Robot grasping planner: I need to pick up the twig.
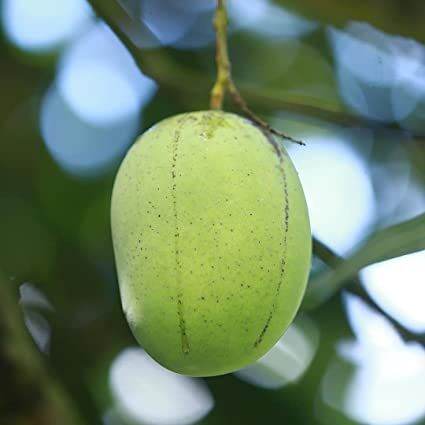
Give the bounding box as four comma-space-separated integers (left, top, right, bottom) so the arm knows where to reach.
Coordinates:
310, 238, 424, 345
228, 83, 305, 145
210, 0, 304, 145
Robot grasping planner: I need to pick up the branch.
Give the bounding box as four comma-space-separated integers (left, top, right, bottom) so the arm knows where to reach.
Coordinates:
306, 213, 425, 309
309, 238, 424, 345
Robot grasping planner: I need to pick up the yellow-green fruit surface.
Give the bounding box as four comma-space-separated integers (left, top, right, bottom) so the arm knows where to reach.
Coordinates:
111, 111, 311, 376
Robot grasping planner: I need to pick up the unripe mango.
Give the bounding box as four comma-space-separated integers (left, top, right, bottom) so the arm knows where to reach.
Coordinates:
111, 111, 311, 376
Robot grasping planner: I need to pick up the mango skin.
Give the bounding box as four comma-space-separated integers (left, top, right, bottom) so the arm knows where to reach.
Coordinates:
111, 111, 311, 377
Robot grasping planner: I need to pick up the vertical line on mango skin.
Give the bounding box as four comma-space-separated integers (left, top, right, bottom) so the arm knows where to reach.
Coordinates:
171, 116, 190, 355
254, 150, 289, 347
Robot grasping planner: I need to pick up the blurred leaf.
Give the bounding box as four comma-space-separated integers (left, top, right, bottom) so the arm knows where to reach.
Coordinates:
0, 197, 55, 282
231, 34, 342, 112
305, 213, 425, 308
279, 0, 425, 43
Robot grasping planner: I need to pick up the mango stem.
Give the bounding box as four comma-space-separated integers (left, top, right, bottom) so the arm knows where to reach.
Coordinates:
209, 0, 305, 146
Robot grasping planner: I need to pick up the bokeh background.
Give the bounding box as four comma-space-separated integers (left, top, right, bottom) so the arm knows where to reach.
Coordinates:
1, 1, 424, 424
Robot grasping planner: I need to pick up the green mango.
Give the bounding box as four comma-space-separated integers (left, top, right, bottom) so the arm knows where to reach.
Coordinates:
111, 111, 311, 376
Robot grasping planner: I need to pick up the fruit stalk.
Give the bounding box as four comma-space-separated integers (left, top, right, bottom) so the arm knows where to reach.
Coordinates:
210, 0, 230, 110
209, 0, 304, 145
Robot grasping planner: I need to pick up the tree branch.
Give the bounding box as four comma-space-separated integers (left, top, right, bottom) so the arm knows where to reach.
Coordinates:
310, 238, 424, 345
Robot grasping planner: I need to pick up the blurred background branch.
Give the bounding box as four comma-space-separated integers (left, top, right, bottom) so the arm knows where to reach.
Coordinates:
310, 237, 425, 345
306, 213, 425, 310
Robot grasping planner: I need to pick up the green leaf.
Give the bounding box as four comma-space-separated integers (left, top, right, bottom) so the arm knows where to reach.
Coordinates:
304, 213, 425, 309
277, 0, 425, 43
